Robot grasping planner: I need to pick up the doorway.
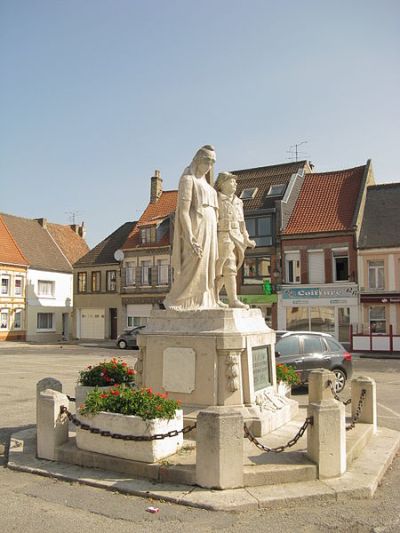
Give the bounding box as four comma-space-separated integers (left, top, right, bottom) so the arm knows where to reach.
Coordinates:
110, 308, 118, 339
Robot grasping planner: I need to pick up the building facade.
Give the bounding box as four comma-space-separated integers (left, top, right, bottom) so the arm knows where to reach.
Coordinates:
358, 183, 400, 336
0, 216, 29, 341
279, 162, 374, 344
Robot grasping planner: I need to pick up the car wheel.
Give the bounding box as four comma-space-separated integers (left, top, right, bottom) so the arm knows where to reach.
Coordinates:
333, 368, 346, 393
118, 340, 127, 350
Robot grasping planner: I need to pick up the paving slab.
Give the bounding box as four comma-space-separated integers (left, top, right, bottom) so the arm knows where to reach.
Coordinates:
7, 424, 400, 512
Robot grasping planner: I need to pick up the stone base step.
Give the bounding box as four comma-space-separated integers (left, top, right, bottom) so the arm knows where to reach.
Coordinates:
346, 422, 374, 465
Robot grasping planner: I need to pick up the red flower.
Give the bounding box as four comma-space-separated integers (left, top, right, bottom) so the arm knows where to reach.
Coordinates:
100, 393, 108, 399
122, 362, 128, 367
111, 390, 120, 396
146, 387, 153, 394
127, 369, 136, 375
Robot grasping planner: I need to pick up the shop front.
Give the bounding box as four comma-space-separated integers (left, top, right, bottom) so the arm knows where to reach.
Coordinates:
277, 284, 359, 344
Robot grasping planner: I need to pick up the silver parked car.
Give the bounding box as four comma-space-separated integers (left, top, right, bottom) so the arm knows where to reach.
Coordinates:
275, 331, 353, 392
116, 326, 145, 349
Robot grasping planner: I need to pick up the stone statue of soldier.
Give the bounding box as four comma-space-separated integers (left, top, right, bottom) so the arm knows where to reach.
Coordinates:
214, 172, 256, 309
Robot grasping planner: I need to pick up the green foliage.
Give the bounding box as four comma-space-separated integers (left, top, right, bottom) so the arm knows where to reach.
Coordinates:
276, 363, 300, 386
78, 357, 136, 387
79, 385, 180, 420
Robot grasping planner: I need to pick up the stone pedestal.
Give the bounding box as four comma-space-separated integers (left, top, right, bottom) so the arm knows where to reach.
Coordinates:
137, 308, 298, 436
351, 376, 377, 433
37, 389, 69, 461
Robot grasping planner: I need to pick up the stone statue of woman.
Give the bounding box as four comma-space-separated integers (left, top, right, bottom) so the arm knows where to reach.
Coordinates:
164, 145, 219, 310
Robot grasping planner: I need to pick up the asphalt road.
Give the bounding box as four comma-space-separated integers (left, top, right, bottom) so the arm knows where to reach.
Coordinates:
1, 343, 400, 532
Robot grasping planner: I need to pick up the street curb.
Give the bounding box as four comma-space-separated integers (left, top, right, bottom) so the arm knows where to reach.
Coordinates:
7, 426, 400, 512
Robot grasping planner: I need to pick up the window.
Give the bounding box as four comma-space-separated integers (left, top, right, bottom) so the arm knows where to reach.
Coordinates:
125, 262, 136, 286
1, 276, 10, 295
368, 261, 384, 289
267, 184, 286, 196
333, 249, 349, 281
245, 216, 273, 246
0, 309, 8, 329
37, 312, 54, 330
276, 335, 300, 356
14, 277, 23, 296
127, 316, 141, 328
308, 251, 325, 283
141, 261, 151, 285
243, 256, 271, 284
369, 306, 386, 333
285, 252, 300, 283
38, 280, 55, 297
157, 259, 169, 285
140, 227, 154, 244
240, 188, 258, 200
91, 271, 101, 292
14, 309, 22, 329
106, 271, 117, 292
303, 334, 325, 355
78, 272, 87, 293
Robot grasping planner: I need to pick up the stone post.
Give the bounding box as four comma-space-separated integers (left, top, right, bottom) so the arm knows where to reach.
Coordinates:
351, 376, 377, 433
307, 369, 346, 479
36, 377, 63, 423
37, 389, 69, 460
196, 407, 243, 489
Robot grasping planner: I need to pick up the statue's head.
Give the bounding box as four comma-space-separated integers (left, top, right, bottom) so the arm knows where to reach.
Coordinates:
215, 171, 238, 195
191, 145, 216, 177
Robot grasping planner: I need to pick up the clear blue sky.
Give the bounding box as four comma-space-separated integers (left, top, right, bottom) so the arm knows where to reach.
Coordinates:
1, 0, 399, 247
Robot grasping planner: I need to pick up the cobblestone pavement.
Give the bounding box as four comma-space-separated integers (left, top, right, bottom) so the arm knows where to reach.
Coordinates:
1, 343, 400, 532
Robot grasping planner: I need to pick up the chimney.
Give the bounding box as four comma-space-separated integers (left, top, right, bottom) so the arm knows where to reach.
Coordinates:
35, 218, 47, 229
70, 222, 86, 239
150, 169, 162, 203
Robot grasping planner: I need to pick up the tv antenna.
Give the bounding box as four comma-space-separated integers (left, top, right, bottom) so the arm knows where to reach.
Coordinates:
287, 141, 308, 162
65, 210, 81, 224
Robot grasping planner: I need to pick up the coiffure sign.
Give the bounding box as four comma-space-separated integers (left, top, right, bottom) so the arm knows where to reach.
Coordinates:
282, 286, 358, 300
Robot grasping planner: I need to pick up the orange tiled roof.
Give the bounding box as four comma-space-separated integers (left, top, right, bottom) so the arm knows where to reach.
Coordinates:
0, 215, 29, 267
122, 191, 178, 249
47, 223, 90, 265
283, 165, 365, 235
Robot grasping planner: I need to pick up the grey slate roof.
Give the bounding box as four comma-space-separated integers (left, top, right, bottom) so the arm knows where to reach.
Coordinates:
74, 222, 136, 267
359, 183, 400, 249
1, 213, 72, 273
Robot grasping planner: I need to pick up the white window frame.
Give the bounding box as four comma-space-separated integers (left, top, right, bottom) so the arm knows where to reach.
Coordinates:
157, 259, 169, 285
125, 262, 136, 286
13, 309, 23, 330
369, 306, 386, 333
1, 309, 9, 330
267, 183, 286, 196
37, 312, 54, 331
285, 252, 301, 284
38, 280, 55, 297
368, 260, 384, 290
1, 275, 10, 296
14, 276, 24, 297
239, 188, 258, 200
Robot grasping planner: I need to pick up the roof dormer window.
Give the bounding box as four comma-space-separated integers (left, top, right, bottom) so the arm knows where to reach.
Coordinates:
267, 184, 286, 196
240, 187, 258, 200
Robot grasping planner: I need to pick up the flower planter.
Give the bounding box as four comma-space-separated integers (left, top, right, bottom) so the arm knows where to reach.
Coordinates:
277, 381, 292, 398
75, 409, 183, 463
75, 384, 113, 420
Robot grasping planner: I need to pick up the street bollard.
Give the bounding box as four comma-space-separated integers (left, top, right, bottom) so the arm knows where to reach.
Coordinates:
307, 369, 346, 479
351, 376, 377, 433
196, 407, 243, 489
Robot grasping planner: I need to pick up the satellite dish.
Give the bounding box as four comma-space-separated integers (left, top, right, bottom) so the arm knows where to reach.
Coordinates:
114, 249, 124, 261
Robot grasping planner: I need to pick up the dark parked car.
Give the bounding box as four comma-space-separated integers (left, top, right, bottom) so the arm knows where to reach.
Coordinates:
116, 326, 145, 349
275, 331, 352, 392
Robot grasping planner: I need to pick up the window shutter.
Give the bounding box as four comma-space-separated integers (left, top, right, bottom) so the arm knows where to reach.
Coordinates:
308, 251, 325, 283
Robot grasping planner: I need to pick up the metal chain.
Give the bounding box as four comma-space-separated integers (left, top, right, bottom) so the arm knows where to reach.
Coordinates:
346, 389, 367, 431
327, 380, 352, 406
60, 406, 196, 441
243, 417, 313, 453
66, 395, 76, 402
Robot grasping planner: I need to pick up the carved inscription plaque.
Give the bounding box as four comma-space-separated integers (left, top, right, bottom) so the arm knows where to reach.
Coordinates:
252, 345, 271, 392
